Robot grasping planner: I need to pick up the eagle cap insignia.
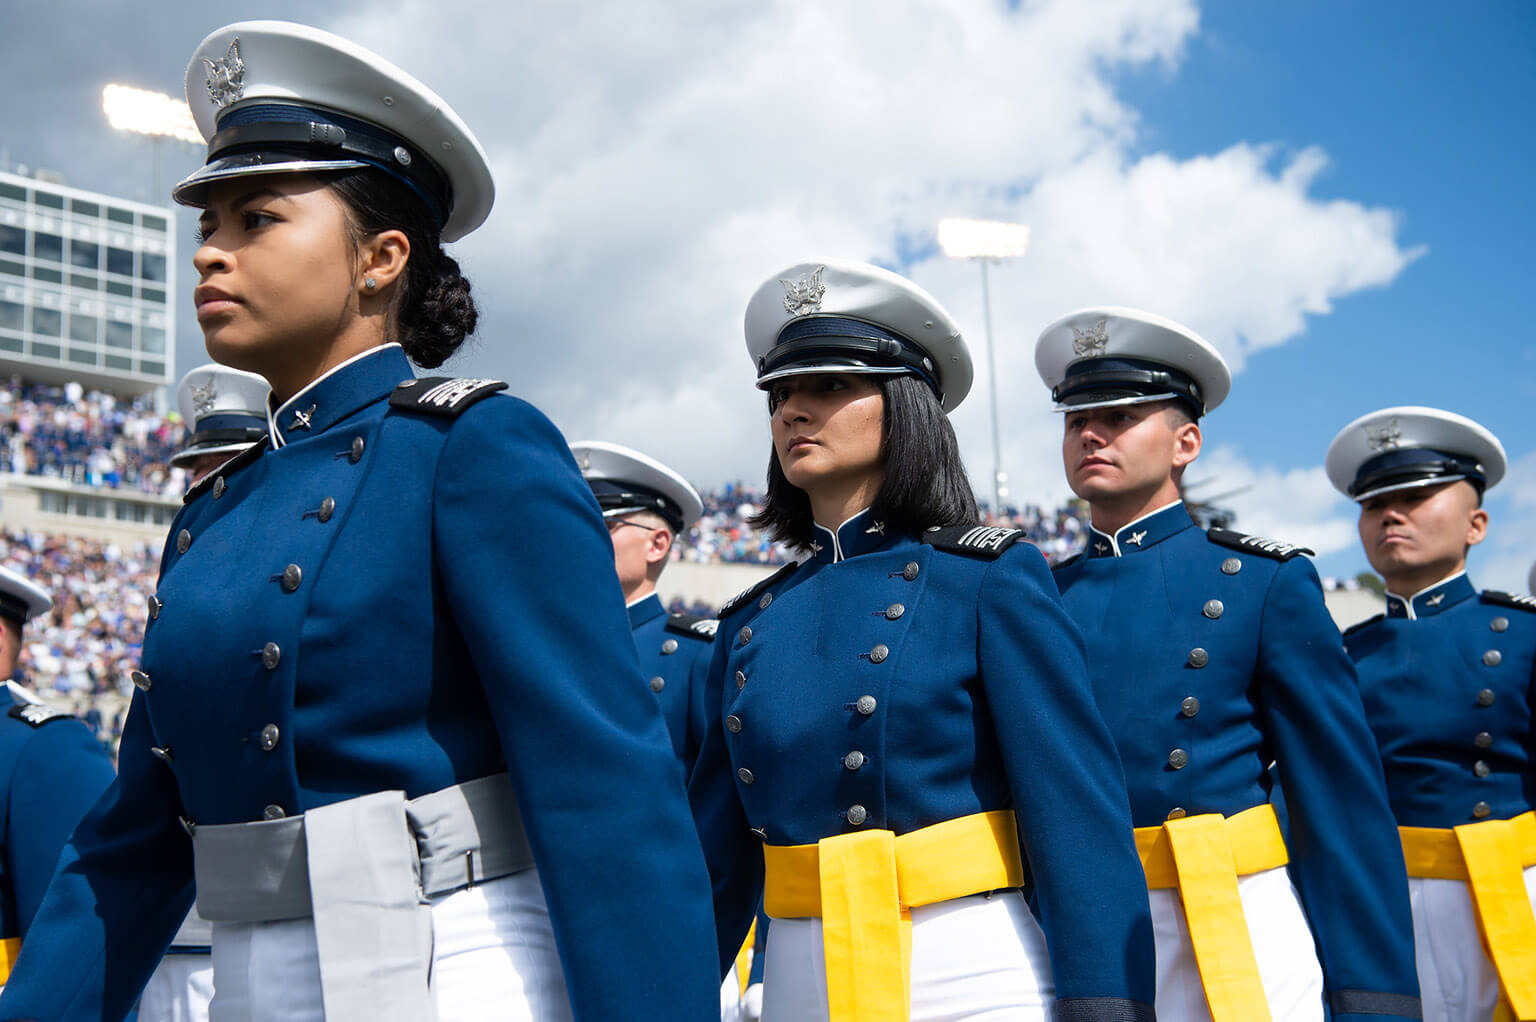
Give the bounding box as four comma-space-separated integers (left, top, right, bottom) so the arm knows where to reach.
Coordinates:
1365, 418, 1402, 452
203, 38, 246, 110
780, 266, 827, 317
191, 380, 218, 417
1071, 319, 1109, 357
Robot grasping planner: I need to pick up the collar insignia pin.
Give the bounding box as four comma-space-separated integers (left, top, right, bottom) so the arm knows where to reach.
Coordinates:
290, 404, 316, 431
1071, 319, 1109, 357
865, 521, 886, 535
1365, 418, 1402, 452
809, 541, 823, 554
1094, 540, 1108, 554
1426, 593, 1444, 607
779, 266, 826, 317
191, 381, 218, 417
203, 38, 246, 110
1126, 530, 1147, 546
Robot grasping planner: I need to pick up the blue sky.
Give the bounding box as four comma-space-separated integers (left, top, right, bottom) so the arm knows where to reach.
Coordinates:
0, 0, 1530, 591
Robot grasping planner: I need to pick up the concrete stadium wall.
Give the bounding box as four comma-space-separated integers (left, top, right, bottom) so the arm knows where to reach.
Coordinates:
0, 473, 175, 548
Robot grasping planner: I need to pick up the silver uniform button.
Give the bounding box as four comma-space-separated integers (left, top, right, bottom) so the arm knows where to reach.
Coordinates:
1166, 807, 1186, 820
1203, 599, 1224, 620
885, 603, 905, 620
1478, 688, 1496, 707
349, 436, 366, 463
281, 564, 303, 593
868, 644, 890, 664
1475, 731, 1493, 748
318, 497, 336, 523
176, 529, 192, 554
131, 669, 152, 692
846, 804, 868, 826
661, 639, 678, 655
260, 724, 280, 752
738, 626, 752, 645
179, 815, 197, 837
148, 595, 162, 619
1168, 748, 1190, 770
1483, 649, 1502, 667
649, 676, 665, 693
735, 670, 747, 691
150, 745, 173, 763
855, 695, 877, 716
1474, 760, 1491, 778
843, 750, 865, 771
1220, 558, 1241, 575
212, 476, 226, 499
1472, 801, 1491, 820
263, 804, 287, 820
726, 714, 743, 733
1188, 647, 1209, 669
902, 562, 920, 581
1180, 696, 1200, 718
261, 642, 281, 670
737, 767, 755, 785
759, 592, 773, 610
1491, 617, 1510, 633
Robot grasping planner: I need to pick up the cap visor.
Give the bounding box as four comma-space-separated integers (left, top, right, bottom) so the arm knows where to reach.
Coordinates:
756, 363, 913, 389
1050, 391, 1180, 414
1351, 475, 1469, 504
173, 153, 368, 207
170, 440, 262, 467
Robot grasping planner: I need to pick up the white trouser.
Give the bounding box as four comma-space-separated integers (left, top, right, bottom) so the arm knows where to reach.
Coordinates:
721, 965, 743, 1022
1410, 865, 1536, 1022
761, 890, 1054, 1022
208, 868, 570, 1022
1150, 864, 1324, 1021
137, 955, 214, 1022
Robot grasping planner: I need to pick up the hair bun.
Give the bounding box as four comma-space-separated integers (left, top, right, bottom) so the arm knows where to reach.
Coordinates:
404, 255, 476, 369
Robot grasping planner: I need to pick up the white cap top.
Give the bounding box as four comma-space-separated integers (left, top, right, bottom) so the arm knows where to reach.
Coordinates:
1034, 306, 1231, 417
174, 21, 493, 241
744, 259, 973, 413
1326, 406, 1507, 502
569, 441, 703, 533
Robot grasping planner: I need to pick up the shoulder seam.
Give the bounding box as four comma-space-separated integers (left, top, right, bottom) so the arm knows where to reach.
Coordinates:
1207, 527, 1313, 561
718, 563, 797, 619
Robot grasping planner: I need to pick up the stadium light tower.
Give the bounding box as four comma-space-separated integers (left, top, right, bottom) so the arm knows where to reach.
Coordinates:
102, 84, 202, 200
937, 217, 1030, 518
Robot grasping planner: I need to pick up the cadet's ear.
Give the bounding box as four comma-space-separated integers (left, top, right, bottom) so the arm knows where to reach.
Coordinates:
647, 526, 675, 566
1172, 419, 1202, 469
1466, 505, 1489, 549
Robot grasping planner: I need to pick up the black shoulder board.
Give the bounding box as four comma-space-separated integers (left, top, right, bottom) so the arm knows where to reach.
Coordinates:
1343, 613, 1386, 637
718, 563, 798, 619
1482, 590, 1536, 614
1207, 528, 1314, 561
8, 701, 71, 728
183, 438, 268, 504
1051, 552, 1083, 572
666, 614, 719, 640
389, 377, 508, 418
923, 524, 1026, 560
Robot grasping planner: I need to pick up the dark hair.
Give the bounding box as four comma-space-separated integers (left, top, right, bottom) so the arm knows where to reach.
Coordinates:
327, 168, 477, 368
750, 374, 980, 550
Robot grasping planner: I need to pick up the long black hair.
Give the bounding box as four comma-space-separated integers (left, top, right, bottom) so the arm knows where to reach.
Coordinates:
327, 168, 477, 368
750, 374, 980, 550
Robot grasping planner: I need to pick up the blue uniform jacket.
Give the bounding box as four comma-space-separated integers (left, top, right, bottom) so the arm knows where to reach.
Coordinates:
688, 509, 1156, 1016
1053, 502, 1419, 1021
0, 345, 720, 1021
1343, 572, 1535, 827
630, 593, 714, 768
0, 689, 114, 958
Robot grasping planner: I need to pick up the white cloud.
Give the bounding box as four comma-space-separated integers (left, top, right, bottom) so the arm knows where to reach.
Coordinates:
1185, 444, 1359, 557
306, 0, 1419, 499
1477, 449, 1536, 594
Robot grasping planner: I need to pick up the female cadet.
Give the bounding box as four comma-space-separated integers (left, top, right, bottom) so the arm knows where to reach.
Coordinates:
687, 259, 1156, 1021
0, 21, 719, 1022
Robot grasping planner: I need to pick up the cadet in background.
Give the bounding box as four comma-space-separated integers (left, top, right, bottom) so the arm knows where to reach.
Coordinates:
1328, 407, 1536, 1022
167, 363, 270, 486
690, 259, 1155, 1021
1035, 307, 1419, 1022
0, 566, 115, 992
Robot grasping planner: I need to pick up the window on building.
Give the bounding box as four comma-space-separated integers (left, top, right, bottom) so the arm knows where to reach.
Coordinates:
30, 266, 62, 284
0, 300, 21, 330
106, 247, 134, 276
0, 259, 24, 277
106, 207, 134, 225
104, 353, 132, 371
69, 313, 99, 343
105, 280, 133, 297
34, 192, 64, 210
105, 320, 133, 348
32, 231, 63, 263
141, 326, 166, 353
31, 341, 60, 360
70, 240, 99, 269
0, 182, 25, 202
70, 199, 100, 217
142, 214, 167, 232
140, 251, 167, 281
32, 307, 62, 336
70, 273, 98, 291
0, 224, 22, 255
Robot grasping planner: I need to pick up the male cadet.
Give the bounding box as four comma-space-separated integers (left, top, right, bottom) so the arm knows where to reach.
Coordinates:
0, 566, 115, 991
168, 363, 270, 485
134, 364, 266, 1021
1327, 407, 1536, 1022
1035, 308, 1419, 1022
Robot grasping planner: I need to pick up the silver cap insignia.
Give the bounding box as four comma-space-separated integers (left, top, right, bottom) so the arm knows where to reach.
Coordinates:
203, 38, 246, 110
779, 266, 826, 317
1365, 418, 1402, 452
1072, 319, 1109, 357
191, 380, 218, 418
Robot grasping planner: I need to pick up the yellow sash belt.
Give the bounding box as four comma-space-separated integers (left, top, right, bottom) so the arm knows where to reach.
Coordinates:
1399, 811, 1536, 1021
762, 810, 1023, 1022
0, 934, 18, 984
734, 918, 757, 998
1134, 803, 1290, 1022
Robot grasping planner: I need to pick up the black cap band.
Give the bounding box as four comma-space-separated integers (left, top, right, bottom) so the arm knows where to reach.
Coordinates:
761, 317, 941, 399
1350, 448, 1487, 499
590, 481, 684, 533
1053, 356, 1204, 418
0, 593, 31, 626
